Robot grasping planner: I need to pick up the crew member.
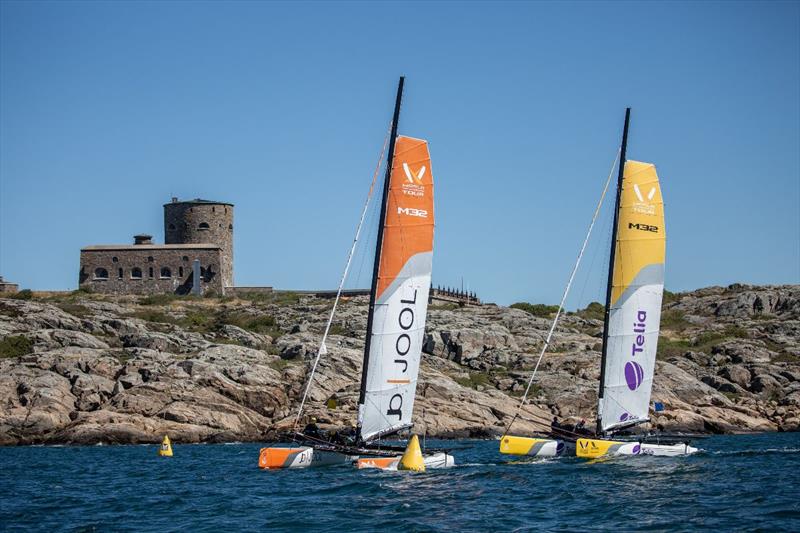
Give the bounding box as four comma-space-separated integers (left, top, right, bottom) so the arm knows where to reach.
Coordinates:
303, 417, 321, 438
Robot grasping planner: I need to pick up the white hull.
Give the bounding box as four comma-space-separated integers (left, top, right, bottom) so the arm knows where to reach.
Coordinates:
604, 441, 698, 457
423, 451, 456, 468
356, 452, 455, 470
635, 442, 698, 456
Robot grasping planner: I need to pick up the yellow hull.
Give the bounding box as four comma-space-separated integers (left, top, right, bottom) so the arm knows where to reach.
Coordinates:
499, 435, 564, 457
575, 438, 633, 458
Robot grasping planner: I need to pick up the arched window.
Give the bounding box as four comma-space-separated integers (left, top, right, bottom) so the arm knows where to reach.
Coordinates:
182, 256, 189, 262
112, 256, 119, 263
147, 256, 154, 262
148, 267, 154, 278
160, 267, 172, 278
198, 222, 210, 230
118, 268, 123, 279
94, 268, 108, 280
229, 224, 233, 230
131, 267, 142, 279
179, 266, 184, 277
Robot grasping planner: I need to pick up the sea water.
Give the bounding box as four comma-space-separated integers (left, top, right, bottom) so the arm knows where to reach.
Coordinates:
1, 433, 798, 532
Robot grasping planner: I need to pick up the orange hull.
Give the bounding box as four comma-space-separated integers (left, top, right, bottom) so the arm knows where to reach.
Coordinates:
258, 447, 312, 469
355, 456, 401, 470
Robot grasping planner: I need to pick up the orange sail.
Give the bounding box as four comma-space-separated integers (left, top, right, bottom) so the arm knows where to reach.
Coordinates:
358, 135, 435, 442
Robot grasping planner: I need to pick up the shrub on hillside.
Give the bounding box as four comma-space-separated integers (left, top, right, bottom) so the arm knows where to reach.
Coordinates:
510, 302, 559, 317
9, 289, 33, 300
576, 301, 605, 321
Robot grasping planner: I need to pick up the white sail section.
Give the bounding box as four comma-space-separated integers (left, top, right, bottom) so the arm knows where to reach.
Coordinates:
358, 253, 432, 441
598, 161, 665, 433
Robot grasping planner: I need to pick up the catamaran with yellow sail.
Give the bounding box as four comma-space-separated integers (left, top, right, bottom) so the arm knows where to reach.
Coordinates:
259, 77, 454, 470
501, 109, 698, 459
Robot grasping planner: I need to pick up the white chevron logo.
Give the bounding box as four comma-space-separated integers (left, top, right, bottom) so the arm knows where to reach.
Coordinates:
633, 184, 656, 203
403, 162, 426, 185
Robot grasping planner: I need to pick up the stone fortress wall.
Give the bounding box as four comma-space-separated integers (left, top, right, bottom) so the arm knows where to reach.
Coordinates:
79, 243, 223, 295
79, 198, 233, 295
0, 276, 19, 293
164, 199, 233, 288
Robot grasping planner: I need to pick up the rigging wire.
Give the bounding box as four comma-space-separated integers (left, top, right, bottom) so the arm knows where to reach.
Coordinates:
292, 122, 393, 432
574, 199, 613, 309
353, 186, 380, 289
502, 149, 621, 438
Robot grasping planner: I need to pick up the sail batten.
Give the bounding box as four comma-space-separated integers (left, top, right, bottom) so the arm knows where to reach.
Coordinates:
358, 135, 435, 443
598, 159, 665, 433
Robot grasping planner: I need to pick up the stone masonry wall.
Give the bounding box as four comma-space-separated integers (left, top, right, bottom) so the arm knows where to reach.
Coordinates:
79, 247, 223, 295
164, 201, 233, 288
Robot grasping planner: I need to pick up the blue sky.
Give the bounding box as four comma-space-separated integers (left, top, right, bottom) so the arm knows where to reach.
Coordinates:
1, 1, 798, 306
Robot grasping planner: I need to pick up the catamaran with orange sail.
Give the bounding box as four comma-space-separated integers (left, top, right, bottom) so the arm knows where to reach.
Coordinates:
500, 109, 698, 459
259, 77, 454, 470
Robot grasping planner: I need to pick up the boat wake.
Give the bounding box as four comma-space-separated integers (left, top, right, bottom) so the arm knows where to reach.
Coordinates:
708, 447, 800, 457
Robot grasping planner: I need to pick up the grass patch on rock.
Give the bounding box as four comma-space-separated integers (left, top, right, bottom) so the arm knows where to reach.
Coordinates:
658, 326, 751, 359
56, 303, 92, 318
660, 309, 691, 332
132, 309, 179, 325
0, 335, 34, 358
132, 306, 283, 339
328, 323, 347, 336
455, 372, 491, 390
268, 358, 296, 371
430, 303, 459, 311
771, 352, 799, 363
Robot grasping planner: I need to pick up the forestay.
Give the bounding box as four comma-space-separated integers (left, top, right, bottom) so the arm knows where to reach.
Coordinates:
598, 160, 665, 433
358, 136, 435, 442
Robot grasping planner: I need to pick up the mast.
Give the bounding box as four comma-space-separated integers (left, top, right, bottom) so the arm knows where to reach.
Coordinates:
597, 107, 630, 434
357, 76, 405, 434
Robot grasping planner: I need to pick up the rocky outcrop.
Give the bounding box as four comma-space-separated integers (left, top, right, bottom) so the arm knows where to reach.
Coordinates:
0, 284, 798, 445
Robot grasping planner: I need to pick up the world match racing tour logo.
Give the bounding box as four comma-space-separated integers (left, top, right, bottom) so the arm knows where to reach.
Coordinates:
397, 161, 428, 218
632, 183, 657, 215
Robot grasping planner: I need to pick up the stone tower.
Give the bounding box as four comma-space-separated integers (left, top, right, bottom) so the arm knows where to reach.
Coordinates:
164, 198, 234, 288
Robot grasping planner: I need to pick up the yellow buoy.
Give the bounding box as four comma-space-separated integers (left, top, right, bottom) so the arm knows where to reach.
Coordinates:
398, 434, 425, 472
159, 435, 173, 457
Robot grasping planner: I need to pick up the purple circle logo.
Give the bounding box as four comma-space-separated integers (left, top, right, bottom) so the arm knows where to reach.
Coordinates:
632, 444, 641, 455
619, 413, 630, 422
625, 361, 644, 390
